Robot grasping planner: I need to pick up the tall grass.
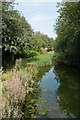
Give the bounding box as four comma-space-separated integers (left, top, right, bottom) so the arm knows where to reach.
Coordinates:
2, 59, 38, 118
27, 52, 53, 66
1, 51, 53, 118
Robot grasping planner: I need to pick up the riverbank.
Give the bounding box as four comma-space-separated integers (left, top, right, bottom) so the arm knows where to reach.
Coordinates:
19, 51, 53, 68
1, 51, 53, 118
27, 51, 53, 66
1, 51, 79, 118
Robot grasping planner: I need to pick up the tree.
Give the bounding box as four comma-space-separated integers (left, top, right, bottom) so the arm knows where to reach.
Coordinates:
2, 1, 33, 68
54, 2, 80, 66
33, 31, 54, 52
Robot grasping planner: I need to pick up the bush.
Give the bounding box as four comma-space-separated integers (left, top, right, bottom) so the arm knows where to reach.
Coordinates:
20, 50, 38, 58
2, 59, 38, 118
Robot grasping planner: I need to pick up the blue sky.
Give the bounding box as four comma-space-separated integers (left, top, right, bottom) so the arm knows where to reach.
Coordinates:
14, 0, 59, 38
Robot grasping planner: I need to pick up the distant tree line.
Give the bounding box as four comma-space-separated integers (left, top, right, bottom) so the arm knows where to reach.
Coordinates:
54, 2, 80, 67
32, 31, 54, 52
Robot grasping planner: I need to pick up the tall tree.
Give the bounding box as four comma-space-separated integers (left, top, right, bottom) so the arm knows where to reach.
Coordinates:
2, 1, 33, 68
54, 2, 80, 66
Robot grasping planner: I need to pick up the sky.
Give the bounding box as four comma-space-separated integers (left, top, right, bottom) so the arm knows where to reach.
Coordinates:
14, 0, 59, 38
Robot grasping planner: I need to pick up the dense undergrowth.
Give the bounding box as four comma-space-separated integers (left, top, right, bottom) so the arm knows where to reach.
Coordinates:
1, 52, 53, 118
1, 59, 38, 118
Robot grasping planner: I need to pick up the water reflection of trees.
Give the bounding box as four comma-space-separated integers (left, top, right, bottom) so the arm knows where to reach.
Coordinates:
37, 65, 52, 81
54, 64, 80, 118
22, 65, 52, 118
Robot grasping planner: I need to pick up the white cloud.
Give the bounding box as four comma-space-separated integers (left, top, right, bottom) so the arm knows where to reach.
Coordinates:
27, 14, 55, 37
31, 15, 51, 21
14, 0, 58, 37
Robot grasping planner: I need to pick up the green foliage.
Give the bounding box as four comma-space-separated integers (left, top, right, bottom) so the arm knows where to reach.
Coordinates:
39, 108, 46, 115
2, 59, 38, 117
27, 52, 53, 66
2, 2, 33, 53
20, 50, 38, 58
2, 1, 34, 68
54, 64, 80, 117
33, 31, 54, 52
54, 2, 80, 66
2, 1, 54, 69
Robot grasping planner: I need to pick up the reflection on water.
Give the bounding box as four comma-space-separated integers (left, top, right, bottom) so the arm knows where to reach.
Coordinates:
54, 64, 80, 118
22, 64, 80, 118
36, 67, 66, 118
35, 65, 80, 118
22, 65, 52, 118
3, 63, 79, 118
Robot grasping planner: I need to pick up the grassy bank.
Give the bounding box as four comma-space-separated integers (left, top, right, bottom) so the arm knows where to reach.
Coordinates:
1, 51, 53, 118
2, 64, 38, 118
22, 51, 53, 67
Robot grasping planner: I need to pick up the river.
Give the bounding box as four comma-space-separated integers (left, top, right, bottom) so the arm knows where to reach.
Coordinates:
23, 64, 80, 118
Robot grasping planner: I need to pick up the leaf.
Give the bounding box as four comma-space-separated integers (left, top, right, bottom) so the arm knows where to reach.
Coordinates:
39, 108, 47, 115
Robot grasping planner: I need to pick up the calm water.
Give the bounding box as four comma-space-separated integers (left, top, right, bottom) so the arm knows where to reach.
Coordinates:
23, 65, 80, 118
36, 65, 80, 118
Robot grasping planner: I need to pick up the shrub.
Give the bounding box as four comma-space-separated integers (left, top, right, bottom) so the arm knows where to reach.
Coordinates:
2, 59, 38, 118
20, 50, 38, 58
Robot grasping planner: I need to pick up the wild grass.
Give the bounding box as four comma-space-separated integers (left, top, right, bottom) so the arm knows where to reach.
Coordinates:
1, 51, 53, 118
2, 60, 38, 118
27, 51, 53, 67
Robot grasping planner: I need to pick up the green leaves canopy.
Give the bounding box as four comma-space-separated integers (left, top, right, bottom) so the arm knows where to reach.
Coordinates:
33, 31, 54, 52
54, 2, 80, 66
2, 2, 33, 55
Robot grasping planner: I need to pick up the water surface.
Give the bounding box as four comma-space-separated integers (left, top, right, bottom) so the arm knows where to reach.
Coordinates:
22, 64, 80, 118
35, 65, 80, 118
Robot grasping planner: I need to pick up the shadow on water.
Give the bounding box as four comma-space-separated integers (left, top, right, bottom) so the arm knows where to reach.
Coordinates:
54, 64, 80, 118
